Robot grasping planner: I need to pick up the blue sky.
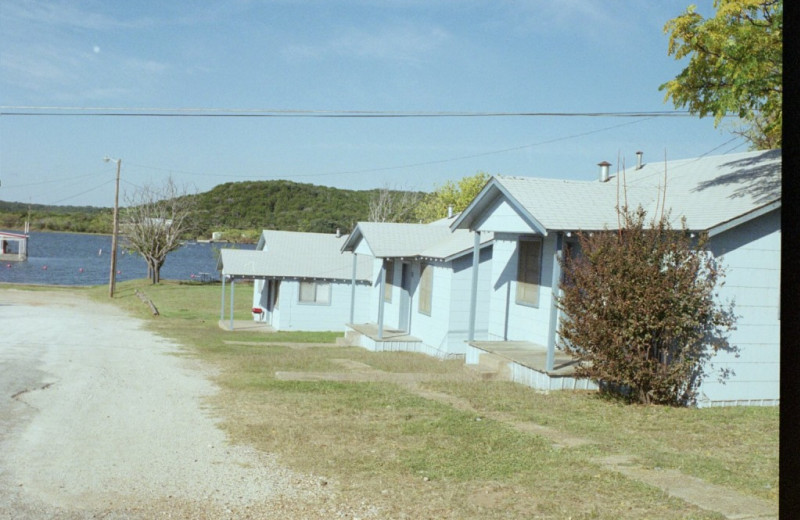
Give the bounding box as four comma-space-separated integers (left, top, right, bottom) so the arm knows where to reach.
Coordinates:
0, 0, 747, 208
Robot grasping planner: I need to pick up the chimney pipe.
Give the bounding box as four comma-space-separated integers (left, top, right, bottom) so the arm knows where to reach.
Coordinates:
335, 228, 341, 238
636, 151, 643, 170
597, 161, 611, 182
447, 205, 454, 218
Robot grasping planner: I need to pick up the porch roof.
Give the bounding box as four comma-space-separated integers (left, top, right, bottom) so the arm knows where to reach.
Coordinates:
452, 149, 781, 234
0, 231, 28, 239
342, 221, 492, 261
218, 235, 372, 282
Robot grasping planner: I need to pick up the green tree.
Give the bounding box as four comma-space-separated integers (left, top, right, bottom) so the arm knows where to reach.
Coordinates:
661, 0, 782, 149
557, 206, 736, 406
415, 172, 490, 223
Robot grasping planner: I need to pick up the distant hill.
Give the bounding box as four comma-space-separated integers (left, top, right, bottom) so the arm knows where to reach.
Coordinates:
0, 201, 111, 234
1, 180, 418, 238
191, 180, 375, 236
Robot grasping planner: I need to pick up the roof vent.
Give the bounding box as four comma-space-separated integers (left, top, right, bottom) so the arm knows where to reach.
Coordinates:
597, 161, 611, 182
447, 205, 454, 218
636, 151, 644, 170
335, 228, 341, 238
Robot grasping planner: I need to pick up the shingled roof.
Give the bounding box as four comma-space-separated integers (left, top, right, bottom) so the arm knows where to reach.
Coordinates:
452, 149, 781, 235
219, 230, 372, 281
342, 220, 492, 261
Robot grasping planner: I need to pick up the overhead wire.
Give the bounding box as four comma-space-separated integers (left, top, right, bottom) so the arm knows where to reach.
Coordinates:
0, 106, 749, 204
125, 116, 656, 181
47, 178, 115, 205
0, 105, 696, 118
2, 171, 102, 189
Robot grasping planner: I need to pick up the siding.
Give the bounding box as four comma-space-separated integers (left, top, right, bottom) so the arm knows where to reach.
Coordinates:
476, 197, 538, 233
255, 279, 371, 331
409, 260, 452, 355
447, 247, 493, 353
697, 209, 780, 405
487, 233, 556, 345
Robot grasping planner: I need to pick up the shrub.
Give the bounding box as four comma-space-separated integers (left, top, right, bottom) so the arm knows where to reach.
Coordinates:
557, 206, 736, 406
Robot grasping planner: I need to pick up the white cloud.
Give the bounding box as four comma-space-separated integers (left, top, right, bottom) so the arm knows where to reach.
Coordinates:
2, 1, 126, 31
499, 0, 641, 40
283, 23, 451, 64
1, 1, 171, 102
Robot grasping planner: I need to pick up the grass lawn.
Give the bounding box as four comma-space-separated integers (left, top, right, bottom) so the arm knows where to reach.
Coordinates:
74, 280, 777, 519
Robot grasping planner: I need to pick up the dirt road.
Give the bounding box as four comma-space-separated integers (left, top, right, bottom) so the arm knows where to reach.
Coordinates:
0, 289, 353, 519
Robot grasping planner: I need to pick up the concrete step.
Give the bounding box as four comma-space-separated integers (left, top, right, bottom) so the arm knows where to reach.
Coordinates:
467, 351, 511, 381
337, 329, 362, 346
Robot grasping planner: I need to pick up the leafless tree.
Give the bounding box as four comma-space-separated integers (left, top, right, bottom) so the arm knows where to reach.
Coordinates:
367, 185, 423, 223
122, 177, 196, 284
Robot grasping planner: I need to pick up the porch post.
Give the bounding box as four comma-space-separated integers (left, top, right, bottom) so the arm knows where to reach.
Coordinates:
230, 278, 235, 332
468, 230, 481, 341
349, 253, 357, 324
377, 259, 386, 339
220, 274, 226, 322
546, 233, 563, 372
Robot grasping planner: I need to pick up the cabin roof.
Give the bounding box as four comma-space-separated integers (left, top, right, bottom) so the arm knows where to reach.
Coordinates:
342, 220, 492, 260
452, 149, 781, 234
220, 231, 372, 281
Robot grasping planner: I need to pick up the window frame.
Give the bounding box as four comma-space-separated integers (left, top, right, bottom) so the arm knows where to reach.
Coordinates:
515, 238, 542, 307
418, 262, 433, 316
298, 280, 331, 305
383, 259, 394, 303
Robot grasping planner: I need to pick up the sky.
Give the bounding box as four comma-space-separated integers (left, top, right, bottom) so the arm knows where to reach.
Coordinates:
0, 0, 748, 208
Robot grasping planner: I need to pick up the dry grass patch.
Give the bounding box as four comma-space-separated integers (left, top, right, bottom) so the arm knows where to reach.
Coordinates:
69, 282, 773, 518
424, 380, 778, 502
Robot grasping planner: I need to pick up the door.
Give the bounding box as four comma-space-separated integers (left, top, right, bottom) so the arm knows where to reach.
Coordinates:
269, 280, 281, 326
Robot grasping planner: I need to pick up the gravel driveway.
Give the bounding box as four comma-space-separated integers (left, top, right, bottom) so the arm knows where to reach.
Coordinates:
0, 289, 348, 519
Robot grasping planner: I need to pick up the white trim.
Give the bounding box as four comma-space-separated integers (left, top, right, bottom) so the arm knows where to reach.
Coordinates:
707, 202, 781, 237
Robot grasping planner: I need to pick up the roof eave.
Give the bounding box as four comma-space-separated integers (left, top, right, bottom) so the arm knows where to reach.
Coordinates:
340, 225, 364, 252
450, 177, 548, 235
706, 199, 781, 237
441, 237, 495, 263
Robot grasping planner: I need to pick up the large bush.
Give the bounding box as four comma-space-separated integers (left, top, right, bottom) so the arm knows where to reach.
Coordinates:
557, 206, 736, 406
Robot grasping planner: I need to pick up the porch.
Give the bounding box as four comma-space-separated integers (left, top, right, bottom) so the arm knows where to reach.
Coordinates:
344, 322, 441, 356
218, 319, 276, 332
466, 341, 598, 391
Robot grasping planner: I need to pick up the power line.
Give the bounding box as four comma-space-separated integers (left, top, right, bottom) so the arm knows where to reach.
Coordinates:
0, 105, 696, 118
293, 117, 656, 177
126, 117, 656, 180
48, 178, 115, 205
1, 171, 101, 189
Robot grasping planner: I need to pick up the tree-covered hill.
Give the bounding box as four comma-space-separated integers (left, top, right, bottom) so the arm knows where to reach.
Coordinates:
1, 180, 418, 239
191, 180, 375, 236
0, 201, 111, 234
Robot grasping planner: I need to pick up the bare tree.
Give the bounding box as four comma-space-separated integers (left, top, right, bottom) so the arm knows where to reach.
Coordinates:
122, 177, 196, 284
367, 185, 423, 223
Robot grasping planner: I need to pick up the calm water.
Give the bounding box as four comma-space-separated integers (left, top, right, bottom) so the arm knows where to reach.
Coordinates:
0, 231, 254, 286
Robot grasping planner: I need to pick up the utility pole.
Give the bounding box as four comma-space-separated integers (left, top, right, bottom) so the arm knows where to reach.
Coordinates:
105, 157, 121, 297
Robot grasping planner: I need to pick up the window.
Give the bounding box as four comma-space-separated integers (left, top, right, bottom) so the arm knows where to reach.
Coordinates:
516, 239, 542, 306
418, 263, 433, 315
384, 259, 394, 302
299, 281, 331, 304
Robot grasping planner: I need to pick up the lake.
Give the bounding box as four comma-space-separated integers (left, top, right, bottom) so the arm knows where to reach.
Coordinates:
0, 231, 254, 286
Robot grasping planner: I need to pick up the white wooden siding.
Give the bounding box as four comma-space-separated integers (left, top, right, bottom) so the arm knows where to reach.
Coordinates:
475, 197, 537, 234
697, 209, 780, 406
254, 279, 371, 331
487, 235, 555, 345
